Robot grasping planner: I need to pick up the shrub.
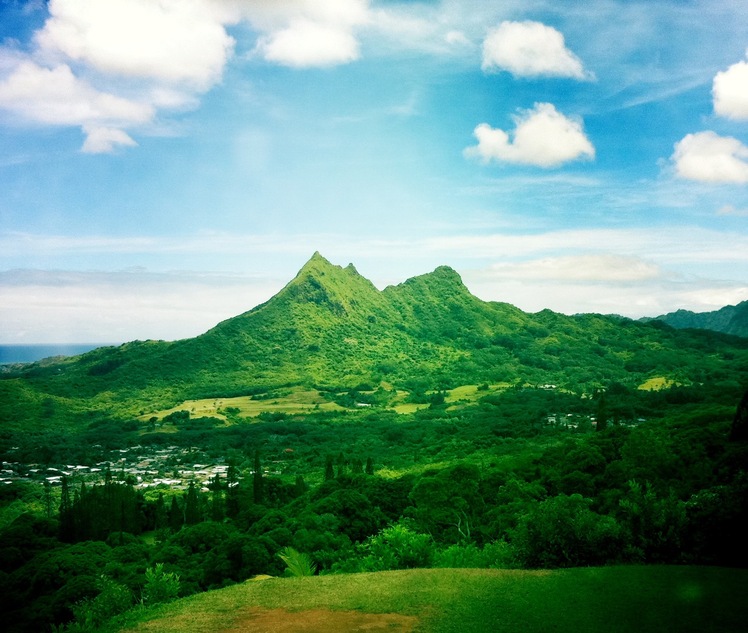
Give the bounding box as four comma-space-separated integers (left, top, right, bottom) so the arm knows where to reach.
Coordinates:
356, 524, 434, 572
278, 546, 317, 577
141, 563, 181, 605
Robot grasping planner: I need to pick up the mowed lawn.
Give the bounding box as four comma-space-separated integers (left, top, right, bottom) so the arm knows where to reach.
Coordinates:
116, 566, 748, 633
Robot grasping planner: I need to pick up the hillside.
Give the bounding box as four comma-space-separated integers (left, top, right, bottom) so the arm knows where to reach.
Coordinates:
648, 301, 748, 338
115, 566, 748, 633
2, 252, 748, 429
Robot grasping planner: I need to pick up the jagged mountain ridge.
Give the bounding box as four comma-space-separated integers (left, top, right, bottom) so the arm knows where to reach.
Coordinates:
6, 253, 748, 418
647, 301, 748, 338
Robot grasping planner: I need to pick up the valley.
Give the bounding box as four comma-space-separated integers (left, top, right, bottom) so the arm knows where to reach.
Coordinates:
0, 254, 746, 633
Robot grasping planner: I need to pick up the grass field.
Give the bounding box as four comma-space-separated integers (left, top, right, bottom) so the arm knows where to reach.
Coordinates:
141, 383, 512, 421
115, 566, 748, 633
141, 388, 345, 422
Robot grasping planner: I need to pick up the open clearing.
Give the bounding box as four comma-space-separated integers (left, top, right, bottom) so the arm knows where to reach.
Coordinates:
142, 383, 512, 422
117, 566, 748, 633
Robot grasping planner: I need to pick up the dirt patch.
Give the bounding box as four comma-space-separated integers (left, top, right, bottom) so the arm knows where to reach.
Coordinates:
223, 607, 419, 633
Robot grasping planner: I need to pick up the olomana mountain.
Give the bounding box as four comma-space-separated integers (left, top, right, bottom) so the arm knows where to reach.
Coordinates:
3, 252, 747, 429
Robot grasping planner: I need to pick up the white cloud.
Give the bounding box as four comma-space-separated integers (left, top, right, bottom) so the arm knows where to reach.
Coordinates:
255, 19, 360, 67
713, 51, 748, 120
478, 255, 663, 283
81, 126, 138, 153
464, 103, 595, 168
0, 268, 280, 343
445, 30, 471, 47
0, 61, 153, 127
244, 0, 369, 67
36, 0, 235, 89
0, 0, 240, 153
481, 20, 591, 79
0, 59, 154, 151
671, 131, 748, 184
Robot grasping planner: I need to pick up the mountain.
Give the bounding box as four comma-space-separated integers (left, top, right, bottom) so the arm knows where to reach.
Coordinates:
647, 301, 748, 338
2, 253, 748, 427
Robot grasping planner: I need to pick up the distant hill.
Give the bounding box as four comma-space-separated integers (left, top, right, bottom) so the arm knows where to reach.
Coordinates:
646, 301, 748, 338
2, 252, 748, 428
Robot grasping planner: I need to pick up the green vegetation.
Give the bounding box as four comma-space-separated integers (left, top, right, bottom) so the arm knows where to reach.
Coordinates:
115, 566, 748, 633
648, 299, 748, 338
1, 254, 747, 632
3, 254, 747, 429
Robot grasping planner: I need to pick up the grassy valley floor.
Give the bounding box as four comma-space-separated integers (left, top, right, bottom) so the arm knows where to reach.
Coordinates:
116, 566, 748, 633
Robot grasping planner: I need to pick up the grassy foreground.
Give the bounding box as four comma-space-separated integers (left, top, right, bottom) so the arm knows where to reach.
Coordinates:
116, 566, 748, 633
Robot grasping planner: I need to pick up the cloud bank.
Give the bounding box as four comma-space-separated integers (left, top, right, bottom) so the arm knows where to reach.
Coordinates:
0, 0, 375, 152
465, 103, 595, 168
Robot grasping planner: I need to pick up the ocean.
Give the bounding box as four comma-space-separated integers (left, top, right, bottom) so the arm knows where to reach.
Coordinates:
0, 344, 116, 364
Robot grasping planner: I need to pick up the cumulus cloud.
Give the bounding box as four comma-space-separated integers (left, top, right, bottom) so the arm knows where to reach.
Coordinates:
481, 20, 591, 79
464, 103, 595, 168
0, 60, 154, 152
0, 61, 153, 126
671, 131, 748, 184
245, 0, 369, 67
35, 0, 235, 89
713, 51, 748, 120
0, 0, 240, 153
255, 19, 360, 67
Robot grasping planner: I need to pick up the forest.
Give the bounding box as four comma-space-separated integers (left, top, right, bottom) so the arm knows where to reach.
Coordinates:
1, 379, 747, 632
2, 255, 748, 631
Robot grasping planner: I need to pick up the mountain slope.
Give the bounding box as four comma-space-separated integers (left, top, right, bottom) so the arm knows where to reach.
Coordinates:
3, 253, 748, 423
648, 301, 748, 338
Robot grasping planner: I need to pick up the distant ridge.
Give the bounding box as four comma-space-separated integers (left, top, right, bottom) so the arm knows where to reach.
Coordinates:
646, 301, 748, 338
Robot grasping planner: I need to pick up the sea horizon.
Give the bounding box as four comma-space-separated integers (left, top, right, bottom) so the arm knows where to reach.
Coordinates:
0, 343, 118, 365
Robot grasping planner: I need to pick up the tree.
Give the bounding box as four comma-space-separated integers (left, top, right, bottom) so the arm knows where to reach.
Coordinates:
324, 455, 335, 481
209, 474, 224, 522
410, 463, 483, 543
730, 390, 748, 441
596, 392, 609, 431
154, 493, 168, 532
184, 481, 201, 526
59, 475, 74, 542
168, 496, 183, 532
511, 493, 623, 568
253, 451, 264, 504
225, 464, 240, 520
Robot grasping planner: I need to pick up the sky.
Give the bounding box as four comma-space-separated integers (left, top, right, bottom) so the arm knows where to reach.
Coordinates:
1, 0, 747, 344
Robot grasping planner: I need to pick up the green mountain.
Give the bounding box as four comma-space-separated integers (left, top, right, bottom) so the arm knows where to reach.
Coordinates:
648, 301, 748, 338
2, 253, 748, 427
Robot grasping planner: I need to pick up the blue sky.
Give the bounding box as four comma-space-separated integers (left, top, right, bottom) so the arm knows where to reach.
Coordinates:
1, 0, 747, 343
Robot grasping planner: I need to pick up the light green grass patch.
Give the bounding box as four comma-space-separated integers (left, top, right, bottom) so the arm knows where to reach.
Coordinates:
638, 376, 678, 391
115, 566, 748, 633
141, 388, 345, 422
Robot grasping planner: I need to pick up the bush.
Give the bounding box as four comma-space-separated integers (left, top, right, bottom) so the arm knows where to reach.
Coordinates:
355, 524, 434, 572
141, 563, 180, 605
64, 576, 133, 632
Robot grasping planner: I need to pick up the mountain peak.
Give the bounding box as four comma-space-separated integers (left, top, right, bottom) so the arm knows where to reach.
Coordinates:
274, 253, 382, 317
